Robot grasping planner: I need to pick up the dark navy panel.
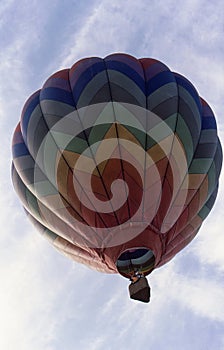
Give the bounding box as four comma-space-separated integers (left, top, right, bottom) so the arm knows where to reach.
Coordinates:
21, 90, 41, 140
70, 61, 106, 105
146, 70, 176, 96
119, 248, 149, 260
40, 87, 75, 106
202, 116, 217, 129
174, 73, 202, 114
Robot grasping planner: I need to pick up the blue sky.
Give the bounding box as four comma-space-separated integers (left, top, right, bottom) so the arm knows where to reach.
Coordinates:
1, 0, 224, 349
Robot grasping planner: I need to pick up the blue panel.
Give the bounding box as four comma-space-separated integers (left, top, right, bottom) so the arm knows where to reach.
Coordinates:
22, 90, 40, 139
202, 116, 217, 130
105, 60, 145, 92
40, 87, 75, 106
71, 61, 106, 104
146, 70, 175, 95
12, 142, 29, 158
174, 73, 202, 113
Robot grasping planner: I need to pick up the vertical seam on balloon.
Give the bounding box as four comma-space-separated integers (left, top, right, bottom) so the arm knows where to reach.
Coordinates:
150, 73, 179, 237
103, 56, 131, 221
68, 60, 120, 229
163, 89, 220, 257
161, 74, 181, 252
36, 77, 104, 246
66, 66, 110, 231
12, 154, 92, 247
139, 58, 149, 225
16, 102, 94, 244
167, 95, 217, 221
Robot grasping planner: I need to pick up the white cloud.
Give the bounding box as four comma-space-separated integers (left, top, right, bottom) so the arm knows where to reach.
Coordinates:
0, 211, 92, 350
60, 0, 159, 67
174, 275, 224, 322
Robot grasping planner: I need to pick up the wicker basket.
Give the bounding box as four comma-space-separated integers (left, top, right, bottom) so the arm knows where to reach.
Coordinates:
129, 276, 150, 303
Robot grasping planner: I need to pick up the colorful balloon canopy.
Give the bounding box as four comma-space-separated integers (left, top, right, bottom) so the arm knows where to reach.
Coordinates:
12, 53, 222, 280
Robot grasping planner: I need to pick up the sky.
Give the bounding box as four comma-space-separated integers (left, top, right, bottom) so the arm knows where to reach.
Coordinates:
0, 0, 224, 349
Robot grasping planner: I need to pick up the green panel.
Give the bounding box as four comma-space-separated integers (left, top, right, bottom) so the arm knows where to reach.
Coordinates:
189, 158, 213, 174
42, 135, 58, 186
66, 137, 89, 153
165, 113, 178, 132
26, 188, 41, 220
147, 82, 178, 110
176, 114, 194, 165
34, 180, 58, 197
43, 228, 58, 242
207, 162, 216, 197
198, 205, 210, 220
89, 124, 113, 145
124, 125, 147, 148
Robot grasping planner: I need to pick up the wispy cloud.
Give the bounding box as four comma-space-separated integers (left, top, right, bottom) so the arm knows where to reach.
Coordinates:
60, 0, 155, 67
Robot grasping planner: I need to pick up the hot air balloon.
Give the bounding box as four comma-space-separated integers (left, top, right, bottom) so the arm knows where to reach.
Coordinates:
12, 53, 222, 302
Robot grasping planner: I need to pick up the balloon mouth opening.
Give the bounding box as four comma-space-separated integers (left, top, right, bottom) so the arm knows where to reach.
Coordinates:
116, 247, 155, 279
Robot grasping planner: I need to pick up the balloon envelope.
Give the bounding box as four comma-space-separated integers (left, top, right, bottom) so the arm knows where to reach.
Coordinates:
12, 53, 222, 279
